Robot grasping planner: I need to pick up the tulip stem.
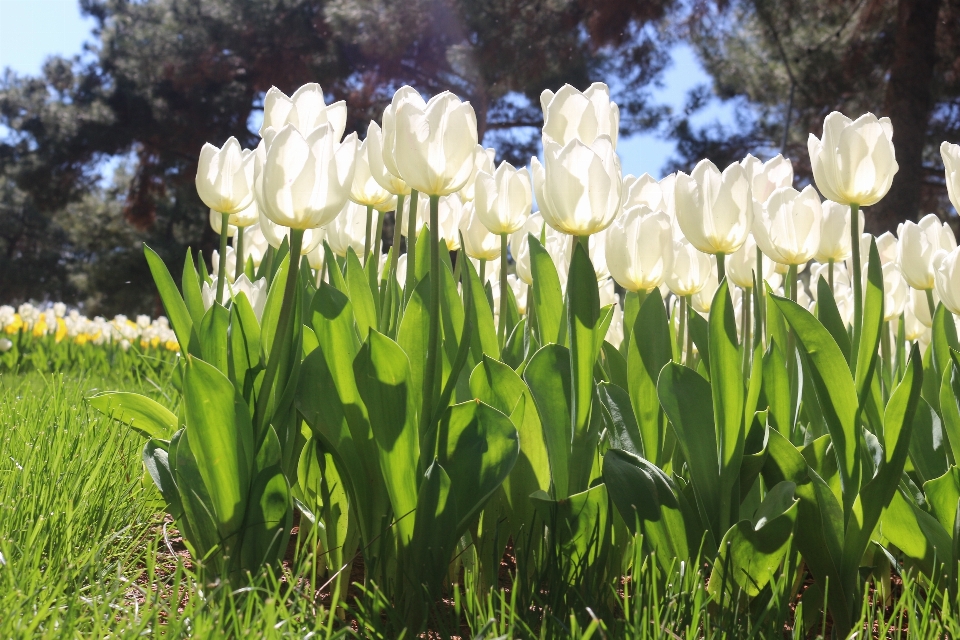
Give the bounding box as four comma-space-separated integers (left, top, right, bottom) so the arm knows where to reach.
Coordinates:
716, 252, 726, 283
420, 194, 441, 442
828, 259, 834, 292
756, 246, 765, 347
364, 205, 374, 266
925, 288, 937, 319
216, 212, 230, 305
881, 319, 892, 397
498, 233, 509, 348
479, 259, 486, 285
254, 228, 304, 433
896, 313, 906, 382
742, 287, 752, 377
788, 264, 798, 303
676, 295, 686, 364
235, 226, 245, 282
684, 295, 693, 366
405, 190, 419, 297
375, 209, 385, 261
850, 203, 863, 371
453, 248, 462, 282
382, 194, 405, 332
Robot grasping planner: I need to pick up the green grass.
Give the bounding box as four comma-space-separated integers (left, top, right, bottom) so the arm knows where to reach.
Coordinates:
2, 368, 959, 638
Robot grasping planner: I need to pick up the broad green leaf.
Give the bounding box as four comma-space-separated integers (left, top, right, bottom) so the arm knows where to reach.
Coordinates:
688, 310, 710, 373
323, 241, 347, 291
436, 400, 520, 532
468, 356, 549, 530
880, 488, 952, 586
597, 382, 643, 457
528, 234, 563, 345
88, 391, 177, 439
501, 318, 526, 369
657, 362, 720, 538
524, 344, 572, 499
346, 248, 378, 342
939, 361, 960, 464
259, 257, 288, 362
626, 290, 671, 465
530, 483, 609, 572
354, 331, 420, 547
909, 399, 948, 485
398, 275, 430, 421
602, 449, 697, 570
183, 356, 254, 541
761, 342, 791, 433
772, 295, 859, 518
182, 249, 205, 328
228, 291, 261, 403
620, 289, 643, 357
567, 243, 603, 450
144, 244, 200, 357
708, 280, 744, 533
708, 481, 798, 599
174, 429, 221, 564
925, 466, 960, 536
199, 302, 230, 374
409, 460, 458, 612
241, 424, 292, 569
143, 438, 182, 518
600, 341, 627, 390
855, 239, 883, 409
815, 276, 851, 362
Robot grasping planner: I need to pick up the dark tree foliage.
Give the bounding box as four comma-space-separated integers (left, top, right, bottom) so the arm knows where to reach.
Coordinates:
674, 0, 960, 232
0, 0, 673, 310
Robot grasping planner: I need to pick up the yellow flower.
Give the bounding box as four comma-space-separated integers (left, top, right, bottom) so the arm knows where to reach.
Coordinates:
55, 318, 67, 343
75, 334, 88, 346
164, 340, 180, 352
32, 319, 48, 337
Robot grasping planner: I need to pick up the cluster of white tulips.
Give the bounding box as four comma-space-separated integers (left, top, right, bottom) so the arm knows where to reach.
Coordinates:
0, 302, 179, 352
194, 81, 960, 360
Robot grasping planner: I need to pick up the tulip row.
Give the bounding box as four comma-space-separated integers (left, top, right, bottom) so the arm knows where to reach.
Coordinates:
86, 78, 960, 634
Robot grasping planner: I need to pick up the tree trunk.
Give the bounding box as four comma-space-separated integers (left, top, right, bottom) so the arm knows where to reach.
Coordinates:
870, 0, 942, 233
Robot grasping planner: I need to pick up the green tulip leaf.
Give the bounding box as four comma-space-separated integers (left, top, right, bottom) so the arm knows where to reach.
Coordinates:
815, 276, 851, 362
88, 391, 178, 440
144, 244, 201, 357
346, 248, 378, 342
528, 234, 563, 345
199, 302, 230, 374
626, 290, 672, 465
182, 249, 205, 328
524, 343, 573, 499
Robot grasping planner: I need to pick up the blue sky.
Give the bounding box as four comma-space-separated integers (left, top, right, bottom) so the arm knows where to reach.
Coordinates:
0, 0, 736, 178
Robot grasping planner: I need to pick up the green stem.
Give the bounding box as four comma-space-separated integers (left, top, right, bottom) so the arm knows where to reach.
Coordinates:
420, 194, 441, 441
742, 287, 752, 377
405, 190, 419, 295
375, 208, 385, 260
716, 252, 726, 283
235, 226, 245, 282
850, 202, 863, 371
381, 194, 405, 332
253, 228, 304, 432
216, 212, 229, 305
364, 205, 374, 266
453, 248, 462, 282
498, 233, 508, 348
684, 296, 693, 366
263, 245, 275, 285
881, 319, 892, 399
479, 259, 486, 285
677, 295, 686, 364
788, 264, 798, 303
828, 259, 834, 292
926, 288, 937, 319
756, 246, 765, 347
896, 313, 906, 382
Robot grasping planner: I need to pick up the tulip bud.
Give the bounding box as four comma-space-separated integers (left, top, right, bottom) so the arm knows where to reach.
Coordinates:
532, 136, 622, 237
740, 154, 793, 204
260, 124, 358, 230
622, 173, 676, 215
897, 213, 957, 291
753, 186, 823, 266
460, 200, 502, 261
605, 205, 673, 292
394, 91, 479, 196
674, 159, 753, 255
260, 84, 347, 141
258, 210, 325, 255
727, 234, 777, 290
666, 238, 713, 297
460, 146, 496, 202
936, 247, 960, 315
541, 82, 620, 148
808, 112, 898, 206
196, 137, 256, 214
474, 161, 532, 235
350, 134, 398, 211
942, 142, 960, 214
381, 86, 424, 180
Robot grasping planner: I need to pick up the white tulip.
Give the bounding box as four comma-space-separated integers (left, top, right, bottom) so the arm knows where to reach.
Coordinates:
365, 121, 409, 196
816, 200, 864, 263
810, 261, 851, 298
605, 205, 673, 292
327, 201, 376, 258
260, 83, 347, 141
599, 278, 618, 309
727, 233, 777, 290
808, 111, 899, 206
740, 154, 793, 203
394, 91, 478, 196
460, 146, 496, 202
882, 262, 908, 322
471, 255, 501, 285
691, 257, 721, 314
350, 135, 398, 211
605, 303, 624, 348
509, 213, 572, 286
674, 159, 753, 255
235, 222, 269, 267
260, 124, 358, 230
936, 247, 960, 316
942, 141, 960, 214
667, 238, 713, 297
258, 210, 325, 255
196, 137, 256, 214
400, 192, 464, 250
541, 82, 620, 148
753, 186, 823, 266
474, 161, 532, 235
532, 135, 622, 236
210, 209, 237, 237
460, 200, 502, 260
904, 293, 928, 341
381, 86, 425, 181
897, 213, 957, 291
211, 246, 237, 283
911, 286, 938, 328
